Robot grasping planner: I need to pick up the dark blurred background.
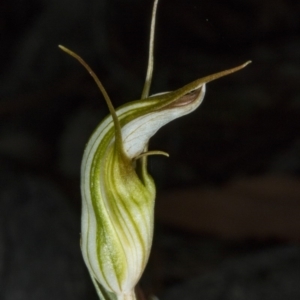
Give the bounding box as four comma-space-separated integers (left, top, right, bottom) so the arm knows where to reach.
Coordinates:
1, 0, 300, 299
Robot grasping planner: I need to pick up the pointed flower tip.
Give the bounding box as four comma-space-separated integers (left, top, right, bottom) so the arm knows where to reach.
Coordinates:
195, 59, 252, 85
58, 44, 70, 53
228, 59, 252, 75
240, 60, 252, 69
225, 60, 252, 75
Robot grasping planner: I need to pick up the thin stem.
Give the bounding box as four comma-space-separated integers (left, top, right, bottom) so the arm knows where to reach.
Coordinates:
141, 0, 159, 99
139, 0, 160, 174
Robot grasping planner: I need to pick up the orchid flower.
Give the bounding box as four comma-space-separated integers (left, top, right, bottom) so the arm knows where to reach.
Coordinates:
59, 0, 250, 299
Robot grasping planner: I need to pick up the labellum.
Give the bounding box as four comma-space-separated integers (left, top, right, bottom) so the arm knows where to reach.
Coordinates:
59, 0, 250, 299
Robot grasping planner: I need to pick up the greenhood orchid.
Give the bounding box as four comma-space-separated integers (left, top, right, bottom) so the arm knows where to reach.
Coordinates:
59, 0, 250, 299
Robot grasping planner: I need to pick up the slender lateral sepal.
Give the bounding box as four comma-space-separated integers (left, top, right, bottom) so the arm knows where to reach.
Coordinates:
141, 0, 159, 99
59, 0, 250, 299
58, 45, 124, 150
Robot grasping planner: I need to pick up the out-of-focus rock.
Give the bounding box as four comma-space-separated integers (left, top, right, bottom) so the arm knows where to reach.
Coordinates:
270, 139, 300, 173
156, 175, 300, 240
0, 161, 94, 300
162, 246, 300, 300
